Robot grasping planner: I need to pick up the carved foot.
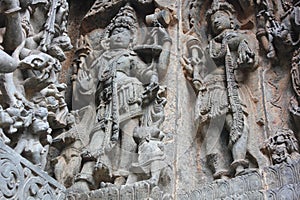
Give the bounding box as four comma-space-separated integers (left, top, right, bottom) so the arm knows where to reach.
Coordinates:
146, 178, 159, 187
100, 182, 115, 188
0, 129, 10, 144
231, 159, 249, 176
99, 176, 126, 188
68, 180, 90, 193
235, 168, 259, 177
114, 176, 126, 186
213, 169, 230, 180
235, 165, 245, 176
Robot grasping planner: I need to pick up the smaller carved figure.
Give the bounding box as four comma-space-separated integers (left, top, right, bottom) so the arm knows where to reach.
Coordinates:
262, 129, 300, 165
47, 35, 73, 62
53, 106, 94, 188
290, 48, 300, 135
184, 0, 267, 179
126, 126, 166, 186
0, 106, 13, 144
40, 83, 69, 128
14, 104, 52, 169
0, 99, 34, 146
5, 100, 32, 133
256, 0, 300, 59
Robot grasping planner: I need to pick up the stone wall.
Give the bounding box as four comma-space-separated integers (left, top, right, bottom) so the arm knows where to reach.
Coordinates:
0, 0, 300, 199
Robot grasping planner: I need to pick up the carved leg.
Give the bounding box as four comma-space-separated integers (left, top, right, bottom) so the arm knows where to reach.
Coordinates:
203, 117, 229, 179
54, 155, 67, 184
0, 128, 10, 144
64, 155, 82, 187
0, 50, 19, 73
14, 139, 26, 154
247, 126, 269, 168
32, 149, 42, 166
226, 114, 249, 176
30, 141, 46, 167
148, 160, 162, 186
116, 118, 138, 179
126, 173, 138, 184
40, 145, 49, 170
72, 161, 95, 192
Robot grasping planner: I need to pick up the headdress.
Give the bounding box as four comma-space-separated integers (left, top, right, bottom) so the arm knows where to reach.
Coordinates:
206, 0, 236, 23
103, 4, 138, 39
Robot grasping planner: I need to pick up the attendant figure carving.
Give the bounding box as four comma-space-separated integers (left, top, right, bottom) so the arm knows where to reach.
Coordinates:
262, 129, 300, 165
184, 0, 267, 179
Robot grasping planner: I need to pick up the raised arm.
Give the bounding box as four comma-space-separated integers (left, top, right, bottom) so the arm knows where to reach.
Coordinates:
0, 0, 24, 52
156, 27, 172, 79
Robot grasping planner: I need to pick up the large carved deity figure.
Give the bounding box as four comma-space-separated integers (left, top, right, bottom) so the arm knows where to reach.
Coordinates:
184, 0, 267, 179
70, 4, 171, 191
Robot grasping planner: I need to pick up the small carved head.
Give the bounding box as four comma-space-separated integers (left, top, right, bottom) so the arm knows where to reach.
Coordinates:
263, 128, 300, 164
109, 27, 133, 49
102, 4, 137, 49
66, 112, 76, 127
30, 104, 50, 135
206, 0, 237, 35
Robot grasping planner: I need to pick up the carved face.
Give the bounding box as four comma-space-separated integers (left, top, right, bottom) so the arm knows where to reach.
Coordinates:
272, 143, 288, 164
31, 107, 49, 134
109, 27, 132, 49
66, 113, 76, 126
211, 11, 232, 35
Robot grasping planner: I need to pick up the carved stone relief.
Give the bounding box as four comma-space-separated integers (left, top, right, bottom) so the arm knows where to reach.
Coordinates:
65, 2, 174, 193
0, 0, 300, 199
183, 0, 268, 180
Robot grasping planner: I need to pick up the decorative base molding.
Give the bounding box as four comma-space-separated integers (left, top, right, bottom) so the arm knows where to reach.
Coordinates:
66, 181, 171, 200
182, 159, 300, 200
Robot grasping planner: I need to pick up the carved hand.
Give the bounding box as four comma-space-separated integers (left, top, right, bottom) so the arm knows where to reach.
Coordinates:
22, 52, 60, 74
156, 27, 171, 43
191, 56, 201, 67
77, 70, 93, 91
237, 40, 255, 67
181, 57, 193, 76
19, 52, 56, 71
193, 80, 203, 91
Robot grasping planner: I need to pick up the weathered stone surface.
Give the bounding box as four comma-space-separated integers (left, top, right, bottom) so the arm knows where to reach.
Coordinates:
0, 140, 65, 199
1, 0, 300, 199
184, 159, 300, 200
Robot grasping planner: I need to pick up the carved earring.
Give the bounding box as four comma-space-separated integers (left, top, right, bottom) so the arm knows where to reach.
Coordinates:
230, 21, 235, 29
129, 38, 134, 50
129, 43, 133, 50
101, 39, 110, 50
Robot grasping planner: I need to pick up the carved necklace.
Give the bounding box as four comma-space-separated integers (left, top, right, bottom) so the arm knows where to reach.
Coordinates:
209, 30, 245, 147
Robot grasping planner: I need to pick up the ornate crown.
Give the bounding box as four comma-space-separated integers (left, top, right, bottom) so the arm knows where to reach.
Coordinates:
105, 4, 137, 37
206, 0, 236, 22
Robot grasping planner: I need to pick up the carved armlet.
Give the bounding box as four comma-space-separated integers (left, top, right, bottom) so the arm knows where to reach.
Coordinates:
4, 6, 21, 15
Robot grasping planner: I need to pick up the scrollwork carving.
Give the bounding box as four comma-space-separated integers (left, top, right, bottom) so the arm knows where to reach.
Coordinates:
0, 141, 65, 199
